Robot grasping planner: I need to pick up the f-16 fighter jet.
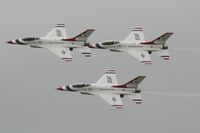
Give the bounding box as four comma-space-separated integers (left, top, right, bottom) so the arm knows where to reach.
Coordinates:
6, 24, 95, 61
89, 28, 173, 64
57, 70, 146, 109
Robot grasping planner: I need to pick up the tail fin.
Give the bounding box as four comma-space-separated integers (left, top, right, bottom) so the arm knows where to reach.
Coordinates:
123, 76, 146, 88
142, 32, 173, 45
113, 76, 145, 88
63, 29, 95, 42
96, 69, 118, 85
45, 24, 67, 39
126, 76, 145, 104
124, 28, 145, 43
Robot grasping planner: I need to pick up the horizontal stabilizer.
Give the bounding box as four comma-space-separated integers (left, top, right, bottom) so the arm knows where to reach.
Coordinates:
156, 50, 170, 60
77, 47, 91, 57
129, 93, 142, 104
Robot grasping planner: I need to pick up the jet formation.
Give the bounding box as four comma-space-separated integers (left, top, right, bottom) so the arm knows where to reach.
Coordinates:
5, 24, 174, 109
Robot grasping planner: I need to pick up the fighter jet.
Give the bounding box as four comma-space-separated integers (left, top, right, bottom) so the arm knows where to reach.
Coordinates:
56, 69, 146, 109
89, 28, 173, 64
6, 24, 95, 61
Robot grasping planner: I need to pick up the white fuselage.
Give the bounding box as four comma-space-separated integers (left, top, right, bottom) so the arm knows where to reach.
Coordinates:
118, 41, 162, 51
67, 83, 137, 95
90, 41, 163, 52
10, 37, 84, 48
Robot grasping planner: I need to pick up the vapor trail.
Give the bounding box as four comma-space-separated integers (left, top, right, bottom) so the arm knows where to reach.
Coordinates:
144, 91, 200, 98
170, 48, 200, 52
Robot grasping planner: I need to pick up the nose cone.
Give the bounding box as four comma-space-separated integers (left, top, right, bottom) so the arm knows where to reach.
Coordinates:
6, 40, 15, 44
56, 86, 66, 91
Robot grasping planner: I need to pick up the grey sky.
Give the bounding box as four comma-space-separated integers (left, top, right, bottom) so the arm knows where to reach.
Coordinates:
0, 0, 200, 133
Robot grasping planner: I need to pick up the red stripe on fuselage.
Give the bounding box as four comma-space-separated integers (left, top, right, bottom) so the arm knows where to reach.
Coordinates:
62, 38, 76, 41
141, 41, 154, 45
112, 85, 128, 88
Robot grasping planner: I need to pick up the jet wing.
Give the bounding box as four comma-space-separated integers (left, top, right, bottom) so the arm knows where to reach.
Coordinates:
47, 46, 72, 61
98, 93, 123, 109
122, 49, 152, 64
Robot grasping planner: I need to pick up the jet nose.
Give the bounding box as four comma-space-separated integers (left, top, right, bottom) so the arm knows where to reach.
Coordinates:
6, 40, 15, 44
56, 86, 66, 91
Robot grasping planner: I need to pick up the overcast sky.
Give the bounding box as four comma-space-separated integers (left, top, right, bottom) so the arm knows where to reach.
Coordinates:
0, 0, 200, 133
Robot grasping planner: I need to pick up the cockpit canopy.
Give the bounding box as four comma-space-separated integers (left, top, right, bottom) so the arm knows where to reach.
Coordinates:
72, 83, 90, 88
101, 40, 120, 45
22, 37, 40, 42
